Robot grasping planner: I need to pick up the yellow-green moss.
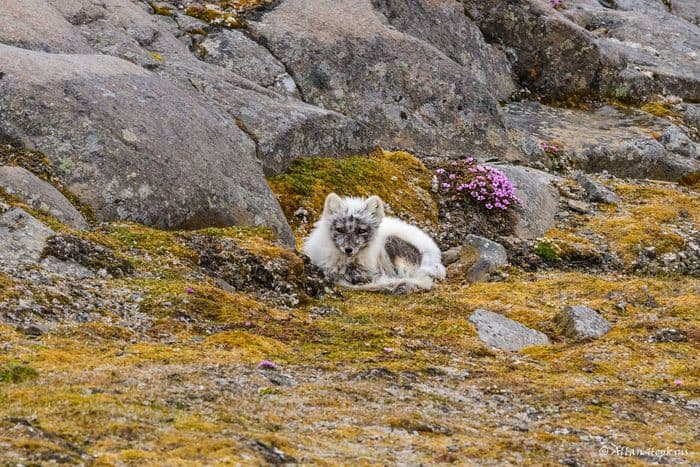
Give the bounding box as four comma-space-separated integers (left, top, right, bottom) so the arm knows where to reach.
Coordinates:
268, 149, 438, 231
589, 182, 699, 262
640, 101, 680, 119
149, 3, 172, 16
0, 364, 37, 384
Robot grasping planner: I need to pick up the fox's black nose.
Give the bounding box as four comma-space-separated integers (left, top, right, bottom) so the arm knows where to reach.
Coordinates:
344, 247, 353, 254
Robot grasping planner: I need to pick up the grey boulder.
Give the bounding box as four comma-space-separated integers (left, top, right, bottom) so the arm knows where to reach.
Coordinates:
198, 29, 300, 99
0, 166, 89, 230
469, 309, 550, 351
490, 164, 560, 240
444, 235, 508, 282
555, 305, 612, 339
506, 101, 700, 181
0, 44, 294, 245
248, 0, 520, 161
575, 172, 621, 205
0, 207, 55, 267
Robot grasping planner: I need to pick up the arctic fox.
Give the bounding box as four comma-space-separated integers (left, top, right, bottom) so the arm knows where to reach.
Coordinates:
303, 193, 446, 293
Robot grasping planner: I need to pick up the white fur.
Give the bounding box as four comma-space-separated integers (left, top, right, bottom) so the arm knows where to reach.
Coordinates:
303, 195, 445, 292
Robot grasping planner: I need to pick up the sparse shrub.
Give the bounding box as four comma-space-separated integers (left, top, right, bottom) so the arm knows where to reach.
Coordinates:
435, 158, 522, 212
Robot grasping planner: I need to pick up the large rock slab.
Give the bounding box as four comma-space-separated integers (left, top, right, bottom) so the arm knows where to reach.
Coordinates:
198, 29, 300, 99
43, 0, 371, 176
0, 0, 94, 54
465, 0, 605, 100
555, 305, 612, 339
0, 207, 55, 266
562, 0, 700, 101
469, 309, 549, 351
0, 44, 294, 245
505, 101, 700, 180
248, 0, 520, 160
465, 0, 700, 102
0, 166, 89, 230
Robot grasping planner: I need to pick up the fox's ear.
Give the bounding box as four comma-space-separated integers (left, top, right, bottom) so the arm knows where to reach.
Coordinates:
363, 195, 385, 224
323, 193, 344, 216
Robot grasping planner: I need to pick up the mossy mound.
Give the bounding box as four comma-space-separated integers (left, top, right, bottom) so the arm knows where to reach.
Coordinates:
268, 149, 438, 233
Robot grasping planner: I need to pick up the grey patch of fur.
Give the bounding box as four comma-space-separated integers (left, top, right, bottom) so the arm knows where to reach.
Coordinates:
329, 213, 377, 257
385, 235, 421, 269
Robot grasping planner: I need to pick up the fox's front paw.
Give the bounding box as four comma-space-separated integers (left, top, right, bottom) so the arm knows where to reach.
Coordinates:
345, 264, 372, 284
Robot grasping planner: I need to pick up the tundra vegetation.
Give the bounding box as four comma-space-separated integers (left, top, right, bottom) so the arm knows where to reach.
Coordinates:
0, 0, 699, 464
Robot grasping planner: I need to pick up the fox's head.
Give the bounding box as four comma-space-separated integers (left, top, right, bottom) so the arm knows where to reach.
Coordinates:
322, 193, 384, 257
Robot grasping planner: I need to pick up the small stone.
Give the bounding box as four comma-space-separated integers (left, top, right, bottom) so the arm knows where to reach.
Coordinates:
566, 199, 591, 214
468, 309, 550, 351
18, 324, 53, 337
441, 247, 461, 266
647, 328, 687, 343
310, 306, 341, 316
555, 305, 612, 339
446, 235, 508, 283
574, 172, 621, 205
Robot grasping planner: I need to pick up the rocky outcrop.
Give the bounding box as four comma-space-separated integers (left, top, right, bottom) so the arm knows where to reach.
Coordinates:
0, 0, 94, 54
198, 29, 300, 99
0, 166, 89, 230
505, 101, 700, 180
469, 308, 550, 351
465, 0, 700, 102
562, 0, 700, 102
247, 0, 520, 160
0, 44, 294, 245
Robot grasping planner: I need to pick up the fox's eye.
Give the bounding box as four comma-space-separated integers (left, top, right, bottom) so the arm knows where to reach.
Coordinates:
357, 228, 367, 234
335, 227, 345, 233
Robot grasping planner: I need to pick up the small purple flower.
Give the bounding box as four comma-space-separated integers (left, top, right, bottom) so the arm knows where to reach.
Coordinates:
257, 360, 278, 370
441, 182, 451, 190
436, 168, 446, 174
185, 287, 195, 294
448, 173, 457, 180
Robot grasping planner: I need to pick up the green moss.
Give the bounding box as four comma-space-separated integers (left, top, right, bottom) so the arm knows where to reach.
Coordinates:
534, 240, 561, 262
0, 364, 38, 384
269, 149, 438, 231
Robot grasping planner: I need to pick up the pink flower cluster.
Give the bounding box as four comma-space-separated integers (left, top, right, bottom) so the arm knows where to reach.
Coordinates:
549, 0, 563, 7
436, 158, 522, 211
540, 142, 560, 153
